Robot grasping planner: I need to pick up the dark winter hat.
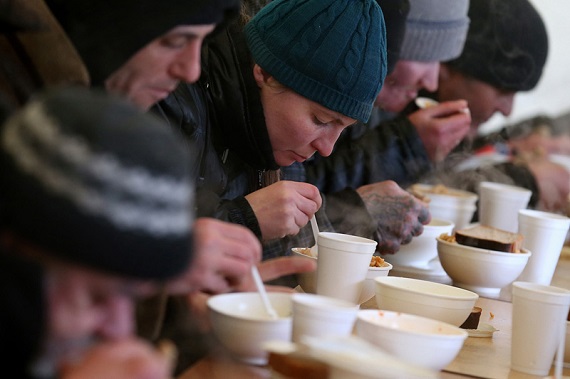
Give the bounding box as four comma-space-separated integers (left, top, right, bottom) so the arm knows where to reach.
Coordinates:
399, 0, 469, 62
446, 0, 548, 91
376, 0, 410, 74
0, 87, 194, 280
245, 0, 387, 123
49, 0, 240, 85
0, 0, 44, 32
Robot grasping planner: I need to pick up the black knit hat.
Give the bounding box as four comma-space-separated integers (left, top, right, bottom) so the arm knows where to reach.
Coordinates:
48, 0, 240, 85
377, 0, 410, 74
0, 0, 44, 32
446, 0, 548, 91
0, 87, 194, 280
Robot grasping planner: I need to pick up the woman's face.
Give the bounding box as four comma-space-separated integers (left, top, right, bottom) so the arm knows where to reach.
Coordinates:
254, 65, 357, 166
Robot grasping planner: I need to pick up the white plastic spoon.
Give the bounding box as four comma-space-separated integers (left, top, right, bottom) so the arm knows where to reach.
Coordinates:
309, 215, 320, 257
251, 266, 278, 319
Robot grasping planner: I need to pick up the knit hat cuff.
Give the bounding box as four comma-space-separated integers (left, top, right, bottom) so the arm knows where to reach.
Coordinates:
399, 19, 469, 62
247, 29, 376, 123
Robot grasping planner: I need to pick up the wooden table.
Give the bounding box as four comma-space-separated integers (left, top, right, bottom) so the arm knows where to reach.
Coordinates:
179, 255, 570, 379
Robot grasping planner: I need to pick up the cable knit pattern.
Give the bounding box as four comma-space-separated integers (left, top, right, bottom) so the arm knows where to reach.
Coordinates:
244, 0, 387, 123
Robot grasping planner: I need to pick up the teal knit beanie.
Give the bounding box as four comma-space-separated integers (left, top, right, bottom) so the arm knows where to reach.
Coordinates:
245, 0, 387, 123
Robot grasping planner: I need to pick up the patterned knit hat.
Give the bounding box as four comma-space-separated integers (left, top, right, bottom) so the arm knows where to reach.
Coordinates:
50, 0, 240, 85
245, 0, 387, 123
0, 87, 194, 280
446, 0, 548, 91
399, 0, 469, 62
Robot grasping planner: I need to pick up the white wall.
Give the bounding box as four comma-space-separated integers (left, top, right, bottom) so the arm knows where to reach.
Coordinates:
478, 0, 570, 135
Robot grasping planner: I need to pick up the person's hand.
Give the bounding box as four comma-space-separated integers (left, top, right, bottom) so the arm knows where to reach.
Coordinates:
245, 181, 322, 240
235, 255, 317, 292
60, 338, 173, 379
187, 256, 317, 331
526, 158, 570, 213
408, 100, 471, 162
166, 218, 262, 295
356, 181, 431, 255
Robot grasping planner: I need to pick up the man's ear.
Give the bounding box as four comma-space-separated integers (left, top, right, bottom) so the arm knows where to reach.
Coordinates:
252, 64, 271, 88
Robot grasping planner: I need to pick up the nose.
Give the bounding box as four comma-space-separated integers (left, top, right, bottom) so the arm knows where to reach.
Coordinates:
497, 93, 515, 116
421, 62, 440, 92
96, 295, 134, 340
169, 41, 203, 83
313, 128, 344, 157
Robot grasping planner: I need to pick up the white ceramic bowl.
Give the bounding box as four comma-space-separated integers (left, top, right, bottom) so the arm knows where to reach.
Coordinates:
384, 218, 455, 268
358, 262, 393, 304
437, 237, 532, 298
207, 292, 293, 365
410, 184, 478, 230
356, 310, 468, 370
374, 276, 478, 326
292, 248, 392, 304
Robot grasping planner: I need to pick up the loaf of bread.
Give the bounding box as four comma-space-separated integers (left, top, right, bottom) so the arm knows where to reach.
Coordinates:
454, 225, 524, 253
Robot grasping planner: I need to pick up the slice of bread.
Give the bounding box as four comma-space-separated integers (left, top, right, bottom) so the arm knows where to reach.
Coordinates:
455, 225, 524, 253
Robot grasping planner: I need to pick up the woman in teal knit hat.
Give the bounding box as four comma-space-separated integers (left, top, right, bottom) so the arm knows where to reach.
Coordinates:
149, 0, 390, 367
153, 0, 388, 246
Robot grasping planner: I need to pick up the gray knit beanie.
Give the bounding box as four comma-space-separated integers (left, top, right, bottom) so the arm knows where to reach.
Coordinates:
399, 0, 470, 62
0, 87, 194, 280
245, 0, 387, 123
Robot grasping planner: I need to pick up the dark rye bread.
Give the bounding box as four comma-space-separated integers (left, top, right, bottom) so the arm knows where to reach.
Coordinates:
455, 225, 524, 253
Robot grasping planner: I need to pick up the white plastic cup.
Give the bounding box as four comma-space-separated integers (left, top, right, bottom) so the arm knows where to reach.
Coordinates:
291, 293, 358, 343
478, 182, 532, 233
511, 282, 570, 376
315, 232, 377, 304
516, 209, 570, 285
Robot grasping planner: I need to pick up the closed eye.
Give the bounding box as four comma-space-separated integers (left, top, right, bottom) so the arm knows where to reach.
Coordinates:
313, 116, 330, 126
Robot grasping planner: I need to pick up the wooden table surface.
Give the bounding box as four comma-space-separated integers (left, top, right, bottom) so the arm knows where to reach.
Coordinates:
179, 253, 570, 379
